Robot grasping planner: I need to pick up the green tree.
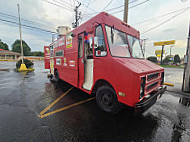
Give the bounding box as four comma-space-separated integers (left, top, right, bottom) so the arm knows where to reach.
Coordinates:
163, 55, 172, 64
12, 40, 31, 56
147, 56, 158, 63
174, 54, 181, 63
31, 51, 44, 57
0, 39, 9, 50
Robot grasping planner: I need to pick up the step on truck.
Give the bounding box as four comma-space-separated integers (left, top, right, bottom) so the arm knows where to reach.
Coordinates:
44, 12, 166, 114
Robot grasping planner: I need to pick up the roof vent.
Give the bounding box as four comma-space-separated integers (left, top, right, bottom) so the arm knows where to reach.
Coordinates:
57, 26, 71, 38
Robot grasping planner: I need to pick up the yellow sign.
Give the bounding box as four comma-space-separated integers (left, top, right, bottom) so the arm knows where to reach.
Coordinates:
50, 59, 54, 74
154, 40, 175, 46
155, 50, 165, 54
66, 33, 73, 49
156, 54, 161, 57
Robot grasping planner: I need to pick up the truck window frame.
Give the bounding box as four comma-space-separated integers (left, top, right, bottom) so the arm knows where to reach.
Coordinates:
127, 34, 144, 59
94, 24, 107, 57
84, 32, 94, 59
105, 24, 131, 58
55, 50, 63, 57
78, 34, 83, 58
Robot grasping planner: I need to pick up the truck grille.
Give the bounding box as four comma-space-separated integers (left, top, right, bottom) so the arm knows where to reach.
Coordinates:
147, 73, 159, 81
147, 82, 158, 92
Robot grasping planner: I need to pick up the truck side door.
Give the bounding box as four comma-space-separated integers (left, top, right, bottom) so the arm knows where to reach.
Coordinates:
78, 33, 85, 88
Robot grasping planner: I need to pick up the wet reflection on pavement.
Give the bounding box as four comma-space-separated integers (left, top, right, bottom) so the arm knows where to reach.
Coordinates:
0, 61, 190, 142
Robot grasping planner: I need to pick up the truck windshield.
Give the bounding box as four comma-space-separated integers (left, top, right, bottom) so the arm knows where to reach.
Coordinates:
127, 35, 144, 59
105, 25, 131, 58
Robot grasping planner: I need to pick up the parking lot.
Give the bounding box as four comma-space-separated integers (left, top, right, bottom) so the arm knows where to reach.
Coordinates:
0, 61, 190, 142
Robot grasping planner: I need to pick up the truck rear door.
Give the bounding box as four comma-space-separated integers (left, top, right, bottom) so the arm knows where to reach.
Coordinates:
44, 46, 50, 69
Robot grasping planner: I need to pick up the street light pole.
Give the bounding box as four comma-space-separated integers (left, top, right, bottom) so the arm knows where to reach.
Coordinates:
17, 4, 23, 64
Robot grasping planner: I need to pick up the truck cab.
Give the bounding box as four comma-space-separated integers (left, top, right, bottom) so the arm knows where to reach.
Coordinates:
44, 12, 166, 114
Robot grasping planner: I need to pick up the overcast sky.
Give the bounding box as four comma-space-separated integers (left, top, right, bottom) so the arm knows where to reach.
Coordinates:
0, 0, 190, 58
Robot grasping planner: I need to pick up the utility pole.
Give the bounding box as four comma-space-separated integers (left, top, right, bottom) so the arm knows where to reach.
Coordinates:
72, 2, 81, 28
17, 4, 23, 64
142, 38, 148, 58
123, 0, 129, 23
182, 21, 190, 92
52, 34, 55, 42
160, 45, 164, 65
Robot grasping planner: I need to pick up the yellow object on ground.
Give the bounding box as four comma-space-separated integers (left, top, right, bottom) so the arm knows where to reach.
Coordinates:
19, 64, 27, 70
18, 64, 35, 72
163, 83, 174, 86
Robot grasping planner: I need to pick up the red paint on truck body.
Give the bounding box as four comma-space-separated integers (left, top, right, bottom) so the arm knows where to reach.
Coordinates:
44, 12, 164, 108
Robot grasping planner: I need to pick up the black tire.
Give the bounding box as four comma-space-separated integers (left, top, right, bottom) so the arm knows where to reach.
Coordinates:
96, 86, 121, 115
55, 70, 60, 82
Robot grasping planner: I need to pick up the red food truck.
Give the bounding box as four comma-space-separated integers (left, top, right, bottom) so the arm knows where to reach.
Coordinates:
44, 12, 166, 114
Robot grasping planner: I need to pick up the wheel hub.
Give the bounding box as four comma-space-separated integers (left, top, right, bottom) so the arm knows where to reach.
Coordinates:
102, 93, 113, 106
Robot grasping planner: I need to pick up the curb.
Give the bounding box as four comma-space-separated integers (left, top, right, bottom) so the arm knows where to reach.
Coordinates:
166, 89, 190, 98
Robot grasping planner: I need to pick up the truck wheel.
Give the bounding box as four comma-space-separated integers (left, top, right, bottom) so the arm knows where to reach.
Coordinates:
55, 70, 60, 82
96, 86, 121, 115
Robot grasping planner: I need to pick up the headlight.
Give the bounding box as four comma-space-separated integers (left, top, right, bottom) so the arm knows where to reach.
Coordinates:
140, 77, 146, 99
140, 86, 143, 94
161, 72, 164, 85
140, 86, 144, 99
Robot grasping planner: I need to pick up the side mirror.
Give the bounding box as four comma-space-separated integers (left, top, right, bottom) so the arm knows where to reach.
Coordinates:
94, 37, 98, 48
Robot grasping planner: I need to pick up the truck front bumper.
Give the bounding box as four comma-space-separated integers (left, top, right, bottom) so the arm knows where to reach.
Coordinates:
135, 85, 167, 113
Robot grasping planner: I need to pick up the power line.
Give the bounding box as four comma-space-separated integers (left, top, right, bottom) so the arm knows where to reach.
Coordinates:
132, 7, 190, 26
82, 0, 149, 16
0, 21, 51, 40
78, 0, 97, 21
105, 0, 141, 11
0, 11, 56, 31
129, 0, 149, 9
42, 0, 74, 12
0, 18, 56, 34
85, 0, 91, 12
129, 0, 140, 4
83, 0, 144, 16
52, 0, 77, 11
74, 0, 97, 12
111, 0, 150, 14
102, 0, 113, 11
104, 5, 124, 12
141, 8, 190, 34
89, 0, 97, 6
56, 0, 74, 8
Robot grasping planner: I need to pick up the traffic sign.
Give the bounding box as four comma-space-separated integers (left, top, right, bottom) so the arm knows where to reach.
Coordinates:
154, 40, 175, 46
156, 54, 161, 57
155, 50, 165, 54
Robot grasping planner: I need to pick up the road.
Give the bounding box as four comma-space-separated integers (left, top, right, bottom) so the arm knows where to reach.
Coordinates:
0, 61, 190, 142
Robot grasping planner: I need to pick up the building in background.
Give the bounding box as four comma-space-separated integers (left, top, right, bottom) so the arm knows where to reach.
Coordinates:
23, 56, 44, 61
0, 49, 21, 61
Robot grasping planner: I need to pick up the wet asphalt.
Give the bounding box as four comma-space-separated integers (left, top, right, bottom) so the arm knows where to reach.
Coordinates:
0, 61, 190, 142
